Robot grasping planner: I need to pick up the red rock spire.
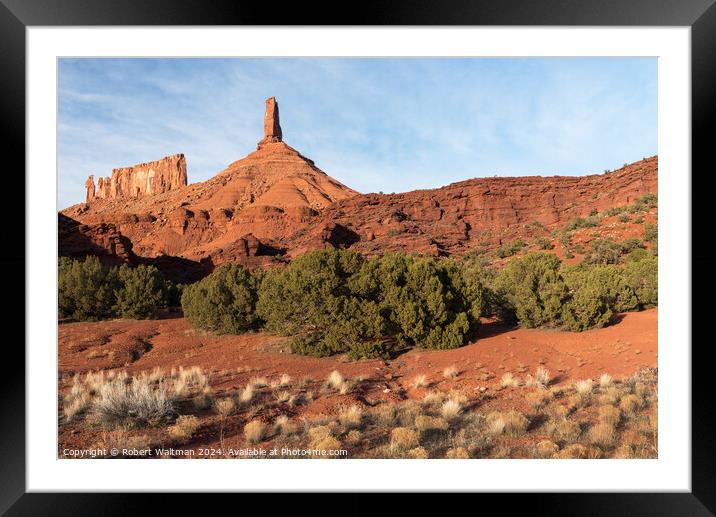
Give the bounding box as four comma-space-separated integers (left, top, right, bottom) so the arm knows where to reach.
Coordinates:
261, 97, 282, 144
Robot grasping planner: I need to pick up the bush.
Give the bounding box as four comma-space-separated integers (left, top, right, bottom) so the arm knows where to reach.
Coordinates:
256, 250, 482, 357
534, 237, 554, 250
496, 240, 526, 258
352, 253, 482, 350
59, 257, 174, 320
181, 264, 262, 334
561, 265, 638, 331
258, 249, 384, 357
584, 238, 623, 265
622, 254, 658, 308
493, 253, 568, 328
565, 216, 599, 231
59, 256, 120, 320
114, 264, 169, 319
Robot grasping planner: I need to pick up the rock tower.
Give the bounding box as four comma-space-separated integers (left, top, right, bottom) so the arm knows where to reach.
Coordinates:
259, 97, 282, 147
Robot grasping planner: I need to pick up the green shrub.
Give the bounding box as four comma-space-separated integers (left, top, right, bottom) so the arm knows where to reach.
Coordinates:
560, 265, 638, 331
635, 193, 658, 209
644, 224, 658, 243
534, 237, 554, 250
351, 253, 482, 350
58, 256, 120, 320
258, 249, 384, 357
493, 253, 568, 328
59, 257, 173, 321
114, 264, 169, 319
256, 250, 483, 357
620, 238, 645, 254
565, 216, 599, 231
622, 255, 658, 308
584, 238, 623, 265
618, 214, 631, 223
181, 264, 262, 334
605, 206, 626, 217
496, 240, 526, 258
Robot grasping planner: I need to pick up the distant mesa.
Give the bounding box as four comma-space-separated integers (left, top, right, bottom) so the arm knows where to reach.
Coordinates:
85, 154, 187, 202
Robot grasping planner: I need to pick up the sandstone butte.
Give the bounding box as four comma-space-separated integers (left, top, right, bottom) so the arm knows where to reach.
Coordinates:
59, 97, 658, 282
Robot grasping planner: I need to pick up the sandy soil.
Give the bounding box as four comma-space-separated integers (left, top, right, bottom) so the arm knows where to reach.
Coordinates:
59, 308, 657, 401
57, 309, 657, 456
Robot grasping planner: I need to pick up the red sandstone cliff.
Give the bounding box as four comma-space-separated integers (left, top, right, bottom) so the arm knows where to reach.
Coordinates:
86, 154, 187, 201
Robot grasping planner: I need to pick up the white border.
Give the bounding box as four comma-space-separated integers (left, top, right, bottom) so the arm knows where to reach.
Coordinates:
27, 27, 690, 492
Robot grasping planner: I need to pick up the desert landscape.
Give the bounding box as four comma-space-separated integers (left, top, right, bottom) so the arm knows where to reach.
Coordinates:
58, 97, 658, 460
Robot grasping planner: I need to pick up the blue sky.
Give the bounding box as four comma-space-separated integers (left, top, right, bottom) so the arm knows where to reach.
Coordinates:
58, 58, 657, 208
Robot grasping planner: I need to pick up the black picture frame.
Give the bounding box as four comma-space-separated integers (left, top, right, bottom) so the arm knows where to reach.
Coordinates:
2, 0, 713, 514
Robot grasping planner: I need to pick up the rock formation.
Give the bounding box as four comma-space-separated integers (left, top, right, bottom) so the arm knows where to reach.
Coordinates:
85, 154, 187, 201
60, 96, 658, 283
85, 175, 95, 202
259, 97, 282, 147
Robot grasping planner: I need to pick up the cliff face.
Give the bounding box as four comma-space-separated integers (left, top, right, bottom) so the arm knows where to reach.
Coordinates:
86, 154, 187, 201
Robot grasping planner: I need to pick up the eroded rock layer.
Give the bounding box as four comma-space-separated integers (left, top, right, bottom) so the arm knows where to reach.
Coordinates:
86, 154, 187, 201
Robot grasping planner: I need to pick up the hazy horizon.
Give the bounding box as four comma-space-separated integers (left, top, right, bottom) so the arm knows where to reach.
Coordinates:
58, 57, 657, 209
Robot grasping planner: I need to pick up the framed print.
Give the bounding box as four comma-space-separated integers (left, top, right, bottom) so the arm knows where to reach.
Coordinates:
3, 0, 714, 513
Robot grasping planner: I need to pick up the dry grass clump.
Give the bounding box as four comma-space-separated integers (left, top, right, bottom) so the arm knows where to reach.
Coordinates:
168, 415, 200, 443
327, 370, 344, 389
534, 440, 559, 458
574, 379, 594, 397
411, 374, 428, 389
422, 391, 445, 406
390, 427, 419, 451
554, 443, 590, 459
279, 373, 292, 386
249, 376, 268, 389
395, 401, 422, 427
598, 405, 622, 427
599, 385, 622, 406
91, 375, 173, 428
173, 366, 209, 397
274, 415, 296, 436
214, 397, 236, 417
415, 415, 449, 432
238, 383, 254, 404
445, 447, 470, 459
63, 377, 91, 422
442, 366, 459, 379
93, 430, 154, 456
500, 372, 519, 388
308, 424, 334, 443
440, 399, 462, 421
193, 386, 214, 410
525, 367, 550, 389
346, 430, 362, 445
526, 389, 554, 411
371, 404, 396, 426
274, 390, 291, 403
486, 411, 529, 437
244, 420, 266, 443
587, 422, 617, 449
599, 373, 613, 388
546, 417, 582, 443
313, 436, 342, 453
407, 447, 429, 459
338, 405, 363, 429
619, 394, 644, 415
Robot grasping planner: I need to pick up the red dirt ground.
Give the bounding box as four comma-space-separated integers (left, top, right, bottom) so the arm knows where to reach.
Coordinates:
58, 310, 657, 454
59, 309, 657, 400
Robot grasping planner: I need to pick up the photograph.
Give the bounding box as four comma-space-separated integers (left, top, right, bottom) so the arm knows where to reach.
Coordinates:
56, 57, 659, 461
